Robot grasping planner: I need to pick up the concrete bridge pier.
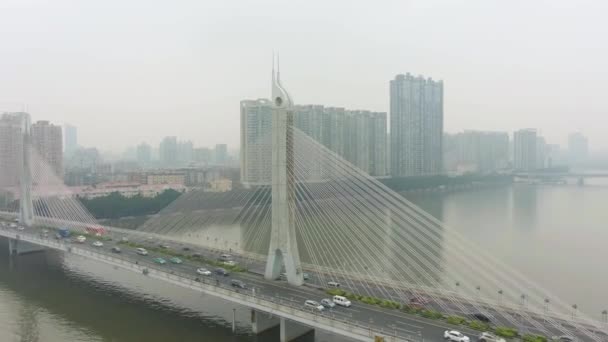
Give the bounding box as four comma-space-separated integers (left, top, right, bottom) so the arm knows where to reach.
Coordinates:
280, 317, 314, 342
251, 310, 314, 341
8, 237, 45, 256
251, 310, 279, 334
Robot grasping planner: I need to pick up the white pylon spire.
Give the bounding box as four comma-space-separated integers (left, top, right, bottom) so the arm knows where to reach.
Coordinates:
264, 55, 304, 286
19, 112, 34, 226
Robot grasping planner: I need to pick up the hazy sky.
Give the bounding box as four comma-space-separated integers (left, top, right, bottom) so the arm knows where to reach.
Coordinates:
1, 0, 607, 152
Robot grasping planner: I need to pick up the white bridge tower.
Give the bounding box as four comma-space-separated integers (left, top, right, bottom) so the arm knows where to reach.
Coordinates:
264, 56, 304, 286
19, 112, 34, 226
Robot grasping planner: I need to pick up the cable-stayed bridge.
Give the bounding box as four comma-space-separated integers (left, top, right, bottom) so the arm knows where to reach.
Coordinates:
1, 76, 607, 341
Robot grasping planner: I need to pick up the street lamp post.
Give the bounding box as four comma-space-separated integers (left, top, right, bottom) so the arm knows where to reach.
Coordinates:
544, 298, 550, 322
498, 289, 503, 305
602, 310, 607, 325
572, 304, 578, 319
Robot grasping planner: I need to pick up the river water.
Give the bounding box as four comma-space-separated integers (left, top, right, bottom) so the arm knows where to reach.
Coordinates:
0, 181, 606, 341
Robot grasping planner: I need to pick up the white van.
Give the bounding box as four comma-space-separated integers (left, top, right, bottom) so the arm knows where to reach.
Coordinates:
332, 295, 352, 307
327, 281, 341, 288
136, 248, 148, 256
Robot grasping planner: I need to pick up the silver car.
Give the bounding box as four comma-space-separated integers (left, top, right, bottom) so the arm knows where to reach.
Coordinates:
320, 298, 335, 308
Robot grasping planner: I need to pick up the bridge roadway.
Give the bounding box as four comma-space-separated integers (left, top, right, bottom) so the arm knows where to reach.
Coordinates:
0, 217, 604, 342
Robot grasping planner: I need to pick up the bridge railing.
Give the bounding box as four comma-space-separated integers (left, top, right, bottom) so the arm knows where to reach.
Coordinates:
0, 227, 421, 342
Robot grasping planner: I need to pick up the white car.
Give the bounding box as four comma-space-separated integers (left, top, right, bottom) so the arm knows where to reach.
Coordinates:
444, 330, 470, 342
76, 235, 87, 243
136, 248, 148, 256
304, 300, 324, 312
196, 268, 212, 276
17, 226, 25, 231
92, 241, 103, 247
222, 260, 236, 266
479, 332, 506, 342
332, 295, 352, 307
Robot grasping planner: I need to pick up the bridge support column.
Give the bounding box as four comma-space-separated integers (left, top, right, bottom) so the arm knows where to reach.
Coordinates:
280, 317, 314, 342
8, 238, 45, 256
251, 310, 279, 334
18, 113, 34, 227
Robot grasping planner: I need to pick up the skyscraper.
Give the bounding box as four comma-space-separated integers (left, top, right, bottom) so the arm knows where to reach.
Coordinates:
159, 136, 178, 167
31, 120, 63, 178
240, 99, 273, 186
513, 129, 537, 171
444, 130, 510, 174
568, 132, 589, 164
215, 143, 228, 165
0, 113, 25, 188
136, 142, 152, 167
64, 124, 78, 157
178, 140, 194, 165
390, 73, 444, 177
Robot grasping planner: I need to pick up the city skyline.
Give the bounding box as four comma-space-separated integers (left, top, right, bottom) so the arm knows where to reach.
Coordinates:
1, 1, 607, 151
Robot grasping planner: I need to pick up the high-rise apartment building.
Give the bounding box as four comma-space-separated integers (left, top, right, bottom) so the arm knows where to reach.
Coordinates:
193, 147, 212, 164
390, 73, 444, 177
444, 130, 509, 173
159, 136, 178, 167
513, 129, 537, 171
240, 100, 388, 186
568, 132, 589, 164
178, 140, 194, 165
0, 113, 26, 188
64, 124, 78, 157
214, 144, 228, 165
31, 120, 63, 178
136, 142, 152, 167
240, 99, 273, 185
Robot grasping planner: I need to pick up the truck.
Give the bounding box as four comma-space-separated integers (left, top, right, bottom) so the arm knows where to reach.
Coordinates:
58, 228, 71, 238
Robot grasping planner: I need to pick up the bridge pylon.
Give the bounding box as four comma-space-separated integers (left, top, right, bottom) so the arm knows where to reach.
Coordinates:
18, 113, 34, 227
264, 56, 304, 286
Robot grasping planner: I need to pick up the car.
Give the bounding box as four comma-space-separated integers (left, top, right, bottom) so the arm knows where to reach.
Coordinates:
191, 253, 202, 259
169, 257, 183, 264
327, 281, 341, 288
196, 268, 212, 276
332, 295, 352, 307
304, 300, 324, 311
159, 244, 170, 249
121, 237, 129, 242
552, 336, 575, 342
303, 272, 310, 280
478, 332, 506, 342
17, 226, 25, 231
92, 241, 104, 247
182, 247, 191, 251
153, 257, 167, 265
444, 330, 470, 342
111, 246, 121, 253
136, 248, 148, 255
9, 223, 16, 228
219, 254, 233, 261
42, 229, 49, 234
76, 235, 86, 243
222, 260, 236, 266
320, 298, 335, 308
470, 313, 491, 323
215, 268, 230, 276
230, 279, 246, 289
